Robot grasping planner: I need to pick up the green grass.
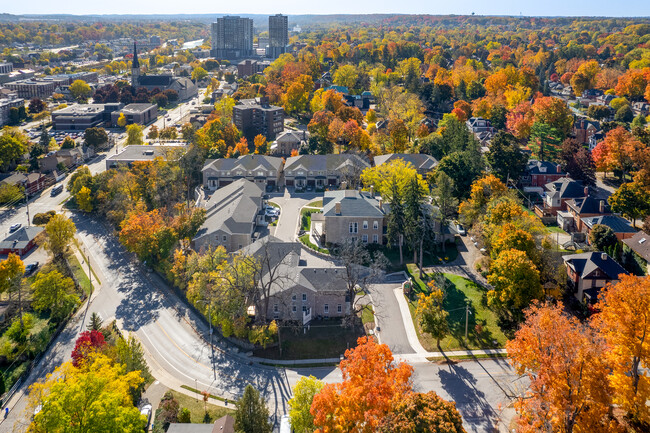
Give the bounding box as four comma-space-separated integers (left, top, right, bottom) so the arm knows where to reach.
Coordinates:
267, 201, 280, 209
170, 390, 234, 423
259, 361, 339, 368
426, 353, 508, 362
544, 224, 567, 234
306, 199, 323, 208
407, 273, 507, 351
300, 208, 317, 231
376, 240, 459, 271
360, 305, 375, 325
299, 234, 329, 254
67, 253, 93, 296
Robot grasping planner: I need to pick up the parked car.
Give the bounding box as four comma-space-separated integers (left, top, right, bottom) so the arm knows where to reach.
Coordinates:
25, 262, 39, 275
9, 223, 21, 233
456, 224, 466, 236
265, 208, 279, 217
140, 404, 152, 431
51, 184, 64, 196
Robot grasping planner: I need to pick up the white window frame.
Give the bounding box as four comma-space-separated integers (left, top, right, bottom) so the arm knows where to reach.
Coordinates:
337, 304, 342, 313
302, 293, 307, 302
373, 234, 379, 243
373, 220, 379, 230
349, 222, 358, 234
363, 220, 368, 229
324, 304, 329, 314
362, 234, 368, 243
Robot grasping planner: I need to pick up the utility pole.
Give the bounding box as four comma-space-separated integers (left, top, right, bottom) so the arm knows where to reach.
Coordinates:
25, 189, 30, 227
464, 300, 470, 340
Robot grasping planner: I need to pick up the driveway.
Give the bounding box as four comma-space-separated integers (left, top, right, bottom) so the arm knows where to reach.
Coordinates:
270, 190, 323, 242
367, 281, 416, 355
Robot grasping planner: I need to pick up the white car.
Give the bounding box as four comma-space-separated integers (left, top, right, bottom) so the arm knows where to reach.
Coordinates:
140, 404, 152, 431
456, 224, 466, 236
9, 223, 21, 233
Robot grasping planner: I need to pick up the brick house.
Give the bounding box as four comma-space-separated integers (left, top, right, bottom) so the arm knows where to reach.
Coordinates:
542, 177, 587, 215
0, 226, 43, 256
520, 160, 567, 187
283, 154, 370, 189
201, 155, 283, 191
564, 196, 611, 232
582, 215, 637, 243
563, 252, 627, 303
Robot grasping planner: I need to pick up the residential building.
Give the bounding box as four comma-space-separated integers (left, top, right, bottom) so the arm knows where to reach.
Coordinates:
130, 43, 197, 100
267, 14, 289, 58
283, 154, 370, 189
572, 118, 599, 145
622, 231, 650, 274
210, 16, 254, 59
520, 160, 567, 187
0, 97, 24, 127
314, 189, 386, 245
105, 145, 185, 170
541, 177, 586, 215
202, 155, 283, 190
233, 97, 284, 140
466, 117, 495, 134
632, 101, 650, 117
168, 415, 235, 433
52, 103, 122, 131
589, 130, 604, 151
0, 172, 46, 195
110, 103, 157, 127
0, 63, 12, 74
192, 179, 264, 253
5, 79, 58, 99
373, 153, 438, 177
563, 252, 627, 303
582, 215, 637, 242
270, 130, 309, 156
0, 226, 43, 256
562, 196, 611, 232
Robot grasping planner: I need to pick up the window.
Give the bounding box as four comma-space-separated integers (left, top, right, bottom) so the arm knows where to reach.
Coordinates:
349, 222, 358, 234
324, 304, 329, 314
362, 234, 368, 243
273, 304, 279, 312
292, 295, 296, 301
337, 304, 342, 313
302, 305, 307, 312
373, 220, 379, 230
292, 305, 297, 312
363, 220, 368, 229
373, 234, 379, 243
302, 294, 307, 302
257, 171, 264, 176
222, 235, 227, 241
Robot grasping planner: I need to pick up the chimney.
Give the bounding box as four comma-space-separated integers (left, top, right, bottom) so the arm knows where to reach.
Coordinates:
601, 252, 608, 262
583, 186, 589, 197
370, 185, 374, 197
599, 200, 605, 214
335, 201, 341, 215
340, 181, 347, 190
379, 198, 383, 211
556, 164, 562, 173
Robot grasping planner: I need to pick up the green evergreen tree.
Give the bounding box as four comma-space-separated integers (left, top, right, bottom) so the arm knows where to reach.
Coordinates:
387, 179, 406, 264
87, 312, 103, 331
234, 385, 272, 433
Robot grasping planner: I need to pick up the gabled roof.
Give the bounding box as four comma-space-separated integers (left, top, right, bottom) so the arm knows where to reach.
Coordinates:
622, 231, 650, 262
202, 155, 283, 173
298, 267, 348, 293
193, 179, 263, 239
137, 74, 173, 87
582, 215, 636, 234
373, 153, 438, 172
527, 159, 566, 176
284, 154, 370, 173
1, 173, 27, 185
275, 130, 309, 144
566, 196, 610, 215
322, 190, 385, 218
0, 226, 43, 251
563, 252, 627, 280
545, 177, 585, 200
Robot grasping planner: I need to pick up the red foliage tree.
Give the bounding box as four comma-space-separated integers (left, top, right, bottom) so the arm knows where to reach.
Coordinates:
71, 330, 106, 367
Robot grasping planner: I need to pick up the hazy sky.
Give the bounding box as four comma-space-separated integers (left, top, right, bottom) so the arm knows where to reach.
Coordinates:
4, 1, 650, 17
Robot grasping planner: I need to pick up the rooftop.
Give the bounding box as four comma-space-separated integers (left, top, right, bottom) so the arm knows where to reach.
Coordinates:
582, 215, 636, 234
120, 103, 156, 114
323, 189, 385, 218
0, 226, 43, 251
563, 251, 627, 280
107, 145, 185, 163
284, 154, 370, 173
622, 231, 650, 262
203, 155, 283, 173
373, 153, 438, 172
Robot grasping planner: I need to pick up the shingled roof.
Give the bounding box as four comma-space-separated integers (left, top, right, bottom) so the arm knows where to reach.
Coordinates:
563, 252, 627, 280
373, 153, 438, 172
622, 231, 650, 262
202, 155, 283, 173
322, 190, 385, 218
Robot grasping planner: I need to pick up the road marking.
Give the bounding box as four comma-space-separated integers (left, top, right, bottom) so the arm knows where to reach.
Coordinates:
154, 320, 211, 369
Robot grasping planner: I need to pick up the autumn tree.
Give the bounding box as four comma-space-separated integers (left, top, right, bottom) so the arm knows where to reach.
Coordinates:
487, 249, 542, 320
32, 270, 79, 322
69, 79, 92, 102
490, 223, 537, 261
311, 337, 413, 433
486, 131, 528, 183
125, 123, 143, 145
378, 391, 466, 433
458, 175, 508, 226
234, 385, 272, 433
507, 303, 614, 433
607, 182, 650, 227
117, 112, 127, 128
360, 158, 425, 200
560, 138, 596, 186
288, 376, 324, 433
76, 186, 94, 212
416, 281, 449, 349
0, 253, 26, 323
119, 209, 176, 262
593, 275, 650, 423
27, 355, 144, 432
589, 224, 618, 251
43, 214, 76, 265
253, 134, 267, 155
71, 330, 107, 367
84, 127, 108, 149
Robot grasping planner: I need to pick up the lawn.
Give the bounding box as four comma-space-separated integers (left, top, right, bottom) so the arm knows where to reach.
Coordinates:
267, 201, 280, 209
299, 234, 329, 254
306, 199, 323, 208
376, 239, 459, 271
253, 318, 364, 359
544, 224, 567, 234
67, 253, 93, 296
407, 272, 507, 351
300, 208, 317, 231
169, 390, 234, 424
360, 304, 374, 326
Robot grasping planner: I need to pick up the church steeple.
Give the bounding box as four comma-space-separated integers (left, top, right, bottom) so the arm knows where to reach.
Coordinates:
131, 42, 140, 88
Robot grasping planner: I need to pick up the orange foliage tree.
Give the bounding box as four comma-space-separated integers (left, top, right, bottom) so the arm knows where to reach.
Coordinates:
507, 303, 615, 433
593, 275, 650, 423
119, 209, 176, 262
311, 337, 413, 433
378, 391, 466, 433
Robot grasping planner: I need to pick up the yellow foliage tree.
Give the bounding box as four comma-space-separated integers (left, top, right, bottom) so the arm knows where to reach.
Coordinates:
76, 186, 93, 213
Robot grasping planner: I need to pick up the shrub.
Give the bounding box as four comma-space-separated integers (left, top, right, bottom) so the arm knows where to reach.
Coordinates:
178, 407, 191, 423
33, 210, 56, 225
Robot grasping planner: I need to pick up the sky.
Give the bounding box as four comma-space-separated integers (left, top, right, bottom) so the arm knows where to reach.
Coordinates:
3, 0, 650, 17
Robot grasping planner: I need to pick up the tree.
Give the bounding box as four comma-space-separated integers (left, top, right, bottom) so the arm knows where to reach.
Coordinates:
159, 126, 178, 141
117, 112, 127, 128
191, 66, 208, 82
487, 249, 542, 319
608, 182, 650, 227
253, 134, 267, 155
119, 209, 176, 262
593, 275, 650, 423
378, 391, 466, 433
531, 96, 573, 139
0, 254, 25, 323
560, 138, 596, 186
71, 330, 107, 367
27, 355, 145, 433
288, 376, 324, 433
126, 123, 143, 145
506, 303, 613, 433
0, 183, 24, 204
529, 122, 562, 162
386, 179, 406, 264
403, 174, 427, 263
458, 175, 508, 226
158, 392, 180, 430
60, 136, 76, 149
588, 104, 611, 121
147, 125, 159, 140
435, 149, 483, 200
32, 270, 79, 322
486, 131, 528, 183
69, 79, 92, 102
84, 127, 109, 149
76, 186, 93, 212
87, 312, 103, 331
416, 282, 449, 349
115, 334, 152, 402
311, 337, 413, 433
234, 385, 272, 433
431, 172, 458, 251
615, 105, 634, 123
29, 98, 46, 114
589, 224, 618, 251
43, 214, 76, 264
178, 408, 191, 423
360, 158, 425, 200
0, 132, 28, 171
333, 64, 358, 89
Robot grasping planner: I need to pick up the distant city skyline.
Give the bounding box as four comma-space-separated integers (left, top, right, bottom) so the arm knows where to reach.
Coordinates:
3, 1, 649, 18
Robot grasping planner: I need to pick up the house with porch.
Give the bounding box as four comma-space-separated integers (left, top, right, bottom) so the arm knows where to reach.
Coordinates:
563, 252, 627, 303
537, 177, 587, 217
283, 154, 369, 189
201, 155, 283, 191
